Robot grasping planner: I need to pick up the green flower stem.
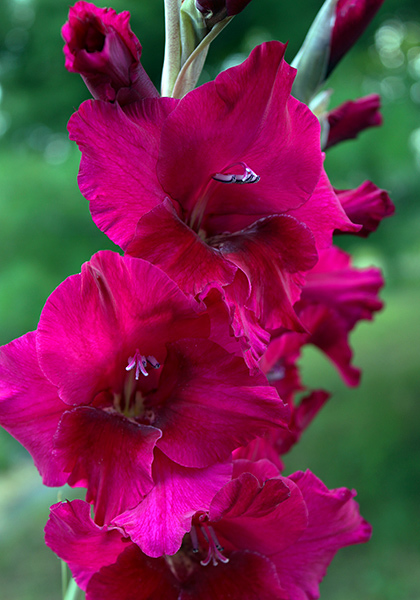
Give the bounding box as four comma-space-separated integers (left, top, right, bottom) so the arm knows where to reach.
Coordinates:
172, 17, 233, 98
161, 0, 182, 96
64, 578, 83, 600
61, 560, 68, 600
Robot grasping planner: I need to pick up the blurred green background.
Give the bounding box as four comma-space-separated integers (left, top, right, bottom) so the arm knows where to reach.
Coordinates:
0, 0, 419, 598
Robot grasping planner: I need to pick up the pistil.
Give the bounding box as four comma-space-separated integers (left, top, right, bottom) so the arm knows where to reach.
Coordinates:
191, 521, 229, 567
200, 523, 229, 566
125, 349, 160, 380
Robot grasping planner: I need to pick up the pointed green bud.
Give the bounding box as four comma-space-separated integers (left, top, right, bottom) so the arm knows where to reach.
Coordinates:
291, 0, 337, 105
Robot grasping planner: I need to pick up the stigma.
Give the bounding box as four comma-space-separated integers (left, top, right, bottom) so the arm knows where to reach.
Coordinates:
125, 349, 160, 380
213, 162, 260, 185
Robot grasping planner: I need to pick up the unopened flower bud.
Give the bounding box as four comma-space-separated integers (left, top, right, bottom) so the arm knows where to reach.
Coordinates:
196, 0, 252, 23
62, 1, 159, 105
292, 0, 384, 103
328, 0, 385, 76
324, 94, 382, 149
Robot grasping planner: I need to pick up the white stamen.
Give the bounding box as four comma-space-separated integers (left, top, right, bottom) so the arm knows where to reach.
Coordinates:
125, 350, 160, 380
213, 162, 260, 185
190, 525, 199, 553
199, 524, 229, 567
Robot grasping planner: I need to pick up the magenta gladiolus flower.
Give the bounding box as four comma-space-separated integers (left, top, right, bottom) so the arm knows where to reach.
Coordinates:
328, 0, 385, 76
325, 95, 383, 150
68, 41, 355, 364
45, 460, 371, 599
335, 180, 395, 237
62, 1, 159, 104
0, 251, 287, 553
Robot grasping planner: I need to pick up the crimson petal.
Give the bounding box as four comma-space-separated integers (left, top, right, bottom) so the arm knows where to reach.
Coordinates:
0, 332, 67, 486
218, 215, 318, 331
68, 98, 177, 248
126, 199, 236, 294
54, 407, 161, 524
113, 450, 232, 557
152, 339, 289, 468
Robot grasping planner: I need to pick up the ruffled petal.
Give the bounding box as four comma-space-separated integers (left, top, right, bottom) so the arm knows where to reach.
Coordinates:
210, 474, 307, 557
45, 499, 128, 590
272, 470, 372, 600
335, 180, 394, 237
218, 215, 318, 331
113, 450, 232, 557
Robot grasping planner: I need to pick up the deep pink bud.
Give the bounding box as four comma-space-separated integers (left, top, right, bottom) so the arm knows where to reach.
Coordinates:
62, 1, 159, 104
325, 94, 383, 150
196, 0, 252, 21
335, 180, 395, 237
328, 0, 385, 75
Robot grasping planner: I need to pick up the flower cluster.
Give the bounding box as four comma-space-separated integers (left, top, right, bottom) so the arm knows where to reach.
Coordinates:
0, 1, 393, 598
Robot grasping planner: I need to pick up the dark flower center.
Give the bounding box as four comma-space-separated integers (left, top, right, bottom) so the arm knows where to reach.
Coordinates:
103, 351, 160, 422
165, 515, 229, 583
76, 16, 106, 53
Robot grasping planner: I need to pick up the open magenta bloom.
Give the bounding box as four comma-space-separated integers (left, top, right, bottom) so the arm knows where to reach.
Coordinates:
0, 251, 287, 553
69, 41, 355, 363
62, 1, 159, 104
45, 460, 371, 599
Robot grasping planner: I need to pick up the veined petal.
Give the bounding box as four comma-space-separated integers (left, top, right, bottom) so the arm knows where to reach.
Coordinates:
179, 551, 286, 600
157, 41, 322, 223
209, 472, 290, 521
210, 473, 307, 557
272, 470, 372, 600
0, 332, 67, 486
37, 251, 209, 406
45, 499, 128, 590
152, 339, 289, 467
87, 545, 179, 600
68, 97, 177, 248
113, 450, 232, 557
